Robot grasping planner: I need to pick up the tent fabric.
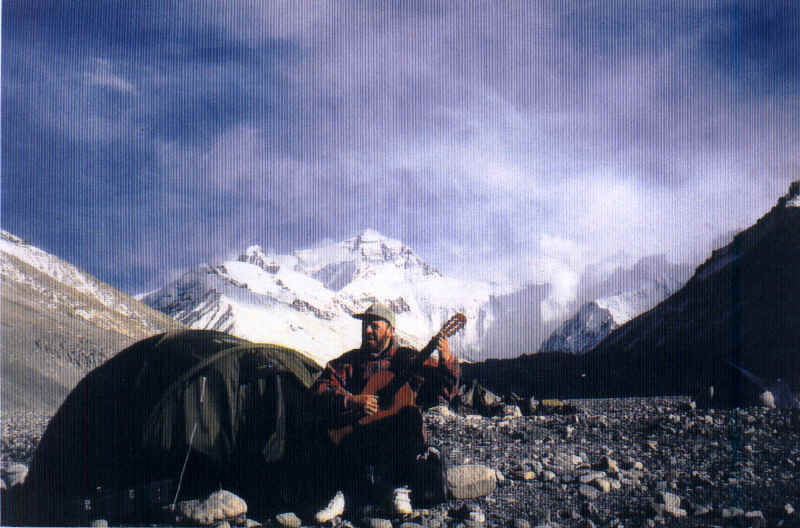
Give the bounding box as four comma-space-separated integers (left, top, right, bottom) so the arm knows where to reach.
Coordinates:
21, 330, 323, 523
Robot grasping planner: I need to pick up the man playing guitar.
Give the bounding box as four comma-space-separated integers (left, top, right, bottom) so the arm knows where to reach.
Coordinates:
311, 302, 462, 519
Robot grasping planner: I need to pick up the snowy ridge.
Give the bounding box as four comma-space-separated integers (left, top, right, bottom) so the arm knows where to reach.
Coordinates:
1, 230, 179, 341
595, 279, 677, 326
787, 181, 800, 207
0, 230, 162, 331
143, 230, 491, 365
143, 229, 699, 363
1, 231, 106, 307
539, 263, 690, 355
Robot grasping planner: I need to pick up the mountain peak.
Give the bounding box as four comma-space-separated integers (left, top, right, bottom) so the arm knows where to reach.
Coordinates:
355, 228, 389, 242
344, 229, 403, 253
238, 245, 279, 273
786, 180, 800, 207
1, 230, 27, 245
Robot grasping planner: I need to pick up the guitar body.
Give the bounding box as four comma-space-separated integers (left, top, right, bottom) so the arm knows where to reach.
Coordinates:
326, 313, 466, 446
328, 371, 416, 446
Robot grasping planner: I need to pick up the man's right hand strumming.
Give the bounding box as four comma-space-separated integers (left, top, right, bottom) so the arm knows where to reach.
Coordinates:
350, 393, 379, 415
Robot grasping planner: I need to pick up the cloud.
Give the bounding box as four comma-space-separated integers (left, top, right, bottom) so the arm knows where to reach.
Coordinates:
84, 59, 138, 94
3, 2, 799, 294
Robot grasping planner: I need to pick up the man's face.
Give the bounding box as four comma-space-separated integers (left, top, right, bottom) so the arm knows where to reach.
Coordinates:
361, 317, 394, 353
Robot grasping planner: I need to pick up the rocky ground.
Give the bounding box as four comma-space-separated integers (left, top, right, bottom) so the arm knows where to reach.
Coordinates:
1, 412, 49, 466
3, 397, 800, 527
424, 397, 800, 528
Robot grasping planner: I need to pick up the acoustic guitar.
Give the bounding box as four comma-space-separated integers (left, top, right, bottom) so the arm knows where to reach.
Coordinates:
328, 312, 467, 445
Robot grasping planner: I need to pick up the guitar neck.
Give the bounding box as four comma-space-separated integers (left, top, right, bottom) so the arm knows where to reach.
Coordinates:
405, 333, 444, 376
400, 313, 465, 380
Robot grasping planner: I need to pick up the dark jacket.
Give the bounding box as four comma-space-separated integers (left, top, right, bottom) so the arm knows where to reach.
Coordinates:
312, 338, 460, 421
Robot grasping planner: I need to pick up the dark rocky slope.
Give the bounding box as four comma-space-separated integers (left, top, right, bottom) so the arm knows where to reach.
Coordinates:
465, 182, 800, 404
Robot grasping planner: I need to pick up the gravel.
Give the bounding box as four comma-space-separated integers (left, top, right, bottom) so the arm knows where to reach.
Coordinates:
1, 411, 49, 466
422, 397, 800, 528
3, 397, 800, 527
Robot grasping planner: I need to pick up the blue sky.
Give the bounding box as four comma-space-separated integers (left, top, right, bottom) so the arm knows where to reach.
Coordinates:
3, 2, 799, 295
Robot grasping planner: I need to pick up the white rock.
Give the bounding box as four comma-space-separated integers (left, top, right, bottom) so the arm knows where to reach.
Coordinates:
540, 470, 556, 482
314, 491, 345, 523
429, 404, 456, 419
746, 510, 766, 528
275, 512, 302, 528
367, 519, 392, 528
179, 490, 247, 525
594, 478, 612, 493
722, 507, 745, 519
4, 463, 28, 488
659, 492, 681, 511
579, 471, 606, 484
510, 469, 536, 481
760, 391, 776, 409
445, 464, 497, 499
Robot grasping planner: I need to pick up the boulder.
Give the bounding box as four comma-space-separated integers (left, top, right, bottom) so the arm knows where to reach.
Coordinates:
655, 492, 686, 518
275, 512, 302, 528
177, 490, 247, 525
760, 390, 776, 409
3, 463, 28, 488
445, 464, 497, 499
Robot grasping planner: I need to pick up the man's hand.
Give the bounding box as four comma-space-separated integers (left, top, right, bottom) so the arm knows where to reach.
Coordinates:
350, 393, 379, 415
438, 336, 454, 364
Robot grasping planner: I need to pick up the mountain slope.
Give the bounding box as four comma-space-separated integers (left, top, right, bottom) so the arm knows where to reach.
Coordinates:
143, 230, 494, 365
143, 229, 703, 364
1, 231, 183, 416
539, 257, 691, 354
462, 182, 800, 402
585, 181, 800, 397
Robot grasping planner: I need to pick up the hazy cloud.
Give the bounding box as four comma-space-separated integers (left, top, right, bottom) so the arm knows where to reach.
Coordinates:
3, 2, 798, 294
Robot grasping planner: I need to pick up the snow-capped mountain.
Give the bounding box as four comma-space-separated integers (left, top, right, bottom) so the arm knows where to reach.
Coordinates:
142, 229, 704, 365
1, 230, 181, 415
538, 256, 692, 354
142, 230, 494, 365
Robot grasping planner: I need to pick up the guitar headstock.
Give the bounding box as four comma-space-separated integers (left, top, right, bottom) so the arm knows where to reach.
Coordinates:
438, 313, 467, 338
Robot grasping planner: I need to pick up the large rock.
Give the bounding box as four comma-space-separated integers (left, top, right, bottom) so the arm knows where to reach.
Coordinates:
652, 491, 686, 518
177, 490, 247, 525
445, 464, 497, 499
760, 390, 776, 409
275, 512, 302, 528
3, 463, 28, 489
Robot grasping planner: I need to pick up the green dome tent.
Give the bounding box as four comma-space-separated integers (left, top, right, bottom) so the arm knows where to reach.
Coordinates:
19, 330, 324, 524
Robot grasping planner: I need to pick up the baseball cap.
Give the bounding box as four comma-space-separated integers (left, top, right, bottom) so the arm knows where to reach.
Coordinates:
353, 301, 396, 327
